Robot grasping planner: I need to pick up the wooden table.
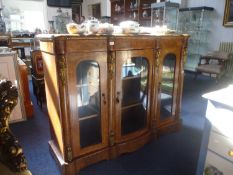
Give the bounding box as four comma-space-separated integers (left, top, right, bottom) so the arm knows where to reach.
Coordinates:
11, 37, 33, 47
11, 37, 33, 59
196, 85, 233, 175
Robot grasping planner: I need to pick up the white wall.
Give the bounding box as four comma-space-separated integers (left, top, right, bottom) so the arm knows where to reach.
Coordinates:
2, 0, 47, 31
43, 0, 72, 30
187, 0, 233, 51
82, 0, 111, 18
2, 0, 72, 31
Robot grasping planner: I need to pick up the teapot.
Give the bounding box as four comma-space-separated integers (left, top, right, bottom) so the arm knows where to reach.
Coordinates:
83, 17, 100, 34
119, 21, 140, 34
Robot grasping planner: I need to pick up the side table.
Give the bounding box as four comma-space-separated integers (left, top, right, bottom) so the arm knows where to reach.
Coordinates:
196, 85, 233, 175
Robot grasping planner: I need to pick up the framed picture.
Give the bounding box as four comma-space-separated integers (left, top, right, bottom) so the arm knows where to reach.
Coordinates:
72, 4, 82, 23
223, 0, 233, 27
88, 3, 101, 19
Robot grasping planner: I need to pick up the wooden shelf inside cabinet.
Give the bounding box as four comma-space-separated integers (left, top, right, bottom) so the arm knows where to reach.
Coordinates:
78, 105, 99, 121
122, 102, 144, 110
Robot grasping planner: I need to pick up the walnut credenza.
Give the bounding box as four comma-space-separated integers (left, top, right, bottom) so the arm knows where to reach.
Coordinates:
39, 34, 189, 175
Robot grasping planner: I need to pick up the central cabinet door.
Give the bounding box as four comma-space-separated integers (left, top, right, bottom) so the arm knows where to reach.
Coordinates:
67, 52, 108, 157
115, 49, 153, 143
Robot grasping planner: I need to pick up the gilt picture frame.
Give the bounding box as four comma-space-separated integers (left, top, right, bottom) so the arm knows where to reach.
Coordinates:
223, 0, 233, 27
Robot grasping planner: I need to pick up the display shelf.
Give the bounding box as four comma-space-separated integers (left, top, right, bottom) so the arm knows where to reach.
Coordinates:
53, 15, 71, 34
178, 6, 214, 72
151, 1, 179, 30
78, 105, 99, 120
111, 0, 163, 26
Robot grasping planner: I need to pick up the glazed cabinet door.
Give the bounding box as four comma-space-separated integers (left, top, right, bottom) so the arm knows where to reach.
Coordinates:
115, 49, 153, 143
67, 52, 108, 157
156, 37, 183, 126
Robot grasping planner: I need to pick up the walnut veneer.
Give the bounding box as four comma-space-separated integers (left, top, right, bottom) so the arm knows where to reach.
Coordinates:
39, 34, 189, 175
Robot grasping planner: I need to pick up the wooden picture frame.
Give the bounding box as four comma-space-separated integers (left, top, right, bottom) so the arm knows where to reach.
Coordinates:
72, 4, 82, 23
223, 0, 233, 27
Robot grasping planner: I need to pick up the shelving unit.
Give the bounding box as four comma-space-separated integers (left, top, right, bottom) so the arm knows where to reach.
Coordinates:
111, 0, 126, 25
178, 6, 214, 72
151, 1, 179, 29
111, 0, 164, 26
53, 15, 70, 33
140, 0, 154, 26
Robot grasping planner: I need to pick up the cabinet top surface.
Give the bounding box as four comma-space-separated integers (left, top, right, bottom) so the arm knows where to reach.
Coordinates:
37, 33, 188, 41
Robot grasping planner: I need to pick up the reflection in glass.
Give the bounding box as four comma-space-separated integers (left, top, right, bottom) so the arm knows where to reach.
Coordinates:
76, 61, 101, 148
121, 57, 148, 135
160, 54, 176, 120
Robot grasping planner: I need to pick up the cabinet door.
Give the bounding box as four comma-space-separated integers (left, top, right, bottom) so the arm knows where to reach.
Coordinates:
67, 52, 108, 157
157, 39, 182, 124
115, 49, 153, 143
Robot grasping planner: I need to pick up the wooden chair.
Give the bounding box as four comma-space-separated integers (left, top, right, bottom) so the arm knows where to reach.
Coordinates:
195, 42, 233, 81
30, 50, 46, 108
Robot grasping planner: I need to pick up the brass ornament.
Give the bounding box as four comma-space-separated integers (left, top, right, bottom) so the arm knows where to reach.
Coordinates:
228, 150, 233, 157
155, 50, 160, 68
66, 146, 73, 162
108, 52, 115, 80
0, 80, 28, 172
109, 130, 115, 146
58, 56, 67, 86
182, 48, 188, 64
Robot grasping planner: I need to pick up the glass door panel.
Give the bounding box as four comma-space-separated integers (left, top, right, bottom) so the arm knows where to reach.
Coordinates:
160, 54, 176, 120
121, 57, 149, 135
76, 60, 101, 148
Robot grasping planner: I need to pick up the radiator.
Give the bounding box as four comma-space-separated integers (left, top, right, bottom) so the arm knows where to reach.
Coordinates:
219, 42, 233, 76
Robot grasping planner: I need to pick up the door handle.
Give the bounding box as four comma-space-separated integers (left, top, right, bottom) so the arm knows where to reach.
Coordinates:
102, 93, 107, 104
116, 92, 120, 103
